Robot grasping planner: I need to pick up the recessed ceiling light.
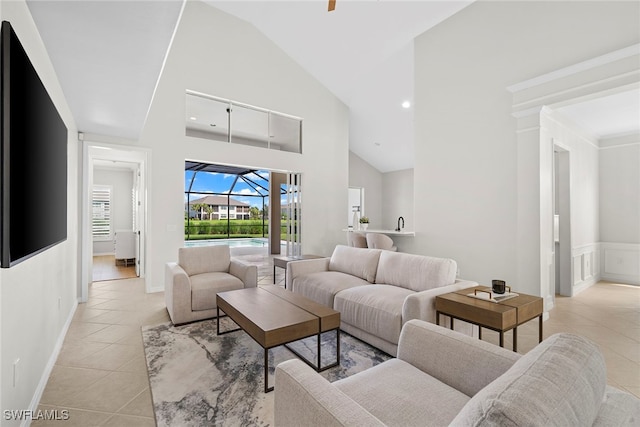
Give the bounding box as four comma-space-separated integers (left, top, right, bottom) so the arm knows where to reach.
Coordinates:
402, 101, 411, 109
189, 116, 197, 121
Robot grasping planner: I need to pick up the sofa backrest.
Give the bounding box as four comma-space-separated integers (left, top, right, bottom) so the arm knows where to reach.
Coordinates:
451, 333, 607, 427
329, 245, 382, 283
178, 245, 230, 276
375, 251, 457, 292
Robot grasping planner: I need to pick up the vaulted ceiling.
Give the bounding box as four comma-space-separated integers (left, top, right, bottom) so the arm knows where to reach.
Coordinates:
27, 1, 639, 173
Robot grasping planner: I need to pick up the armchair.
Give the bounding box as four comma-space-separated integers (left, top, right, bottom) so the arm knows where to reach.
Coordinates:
346, 231, 367, 248
365, 233, 397, 251
165, 245, 257, 325
275, 320, 640, 426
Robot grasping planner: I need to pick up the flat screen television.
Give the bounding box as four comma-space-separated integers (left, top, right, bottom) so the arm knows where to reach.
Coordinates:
1, 21, 68, 268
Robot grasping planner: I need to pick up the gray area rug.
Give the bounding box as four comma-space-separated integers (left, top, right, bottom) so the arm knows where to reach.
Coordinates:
142, 318, 391, 426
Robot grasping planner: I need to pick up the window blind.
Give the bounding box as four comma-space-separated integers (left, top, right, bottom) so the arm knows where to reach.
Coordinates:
92, 186, 112, 240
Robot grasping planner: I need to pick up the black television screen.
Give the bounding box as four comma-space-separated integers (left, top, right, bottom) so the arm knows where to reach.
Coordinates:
1, 21, 68, 268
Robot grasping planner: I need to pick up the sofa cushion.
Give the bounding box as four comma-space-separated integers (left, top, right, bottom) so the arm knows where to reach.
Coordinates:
179, 246, 230, 276
335, 359, 470, 426
334, 285, 413, 345
451, 333, 607, 427
190, 272, 243, 311
593, 386, 640, 426
293, 271, 368, 307
375, 251, 457, 292
329, 245, 382, 284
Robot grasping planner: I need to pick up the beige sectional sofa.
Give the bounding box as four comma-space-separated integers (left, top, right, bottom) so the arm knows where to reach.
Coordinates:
275, 319, 640, 426
287, 245, 477, 356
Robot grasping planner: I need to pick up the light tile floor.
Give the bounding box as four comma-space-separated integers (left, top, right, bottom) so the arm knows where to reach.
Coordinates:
34, 256, 639, 426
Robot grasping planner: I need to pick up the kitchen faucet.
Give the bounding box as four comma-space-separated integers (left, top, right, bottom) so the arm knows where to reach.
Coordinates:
396, 216, 405, 232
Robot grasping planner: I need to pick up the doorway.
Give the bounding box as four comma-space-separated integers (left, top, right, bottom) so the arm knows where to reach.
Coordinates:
81, 142, 149, 302
91, 161, 139, 282
553, 144, 572, 296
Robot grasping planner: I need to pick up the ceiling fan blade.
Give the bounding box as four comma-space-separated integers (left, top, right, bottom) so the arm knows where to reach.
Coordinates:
328, 0, 336, 12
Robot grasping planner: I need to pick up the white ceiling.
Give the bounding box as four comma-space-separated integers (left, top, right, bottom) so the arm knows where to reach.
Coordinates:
557, 89, 640, 139
27, 0, 184, 141
26, 0, 639, 174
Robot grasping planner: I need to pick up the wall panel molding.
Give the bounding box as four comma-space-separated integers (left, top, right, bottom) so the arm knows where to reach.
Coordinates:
572, 243, 601, 294
600, 242, 640, 285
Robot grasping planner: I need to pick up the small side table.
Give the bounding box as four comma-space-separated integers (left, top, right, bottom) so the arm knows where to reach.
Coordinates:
435, 286, 543, 352
273, 254, 324, 287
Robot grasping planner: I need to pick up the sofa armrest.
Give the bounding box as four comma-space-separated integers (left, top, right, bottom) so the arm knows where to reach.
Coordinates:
275, 359, 385, 427
165, 262, 192, 325
402, 279, 477, 326
398, 320, 521, 397
286, 258, 330, 291
229, 259, 258, 288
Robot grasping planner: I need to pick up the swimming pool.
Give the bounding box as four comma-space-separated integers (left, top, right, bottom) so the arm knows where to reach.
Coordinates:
184, 238, 269, 248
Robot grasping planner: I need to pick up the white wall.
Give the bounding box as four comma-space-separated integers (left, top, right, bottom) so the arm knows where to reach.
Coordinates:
412, 0, 639, 289
542, 109, 601, 293
138, 1, 349, 291
0, 1, 79, 422
349, 151, 382, 228
599, 134, 640, 284
93, 168, 134, 254
600, 136, 640, 244
382, 168, 413, 249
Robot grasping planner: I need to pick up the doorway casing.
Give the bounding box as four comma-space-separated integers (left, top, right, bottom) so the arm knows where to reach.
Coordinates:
81, 139, 150, 302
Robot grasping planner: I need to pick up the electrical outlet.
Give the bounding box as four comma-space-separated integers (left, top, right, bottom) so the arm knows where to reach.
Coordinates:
13, 358, 20, 387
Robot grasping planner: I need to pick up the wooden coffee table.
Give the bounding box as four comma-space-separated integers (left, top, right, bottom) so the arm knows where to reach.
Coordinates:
435, 286, 543, 352
273, 254, 324, 286
216, 285, 340, 392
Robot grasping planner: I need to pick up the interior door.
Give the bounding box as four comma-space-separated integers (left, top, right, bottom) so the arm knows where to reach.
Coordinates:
133, 167, 141, 277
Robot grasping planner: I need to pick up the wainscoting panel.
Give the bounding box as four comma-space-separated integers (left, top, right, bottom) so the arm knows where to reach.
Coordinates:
601, 242, 640, 285
573, 255, 583, 285
572, 243, 601, 295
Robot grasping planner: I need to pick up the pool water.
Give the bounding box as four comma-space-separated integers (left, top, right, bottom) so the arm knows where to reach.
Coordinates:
184, 238, 269, 248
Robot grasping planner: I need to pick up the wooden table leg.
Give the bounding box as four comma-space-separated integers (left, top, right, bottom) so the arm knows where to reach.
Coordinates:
499, 331, 504, 347
265, 348, 273, 393
317, 331, 321, 372
538, 314, 543, 343
273, 265, 276, 284
513, 326, 518, 352
478, 327, 482, 340
436, 311, 440, 326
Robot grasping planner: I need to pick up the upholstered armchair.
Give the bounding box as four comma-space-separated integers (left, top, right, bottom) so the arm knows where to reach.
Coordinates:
366, 233, 397, 251
165, 245, 257, 325
347, 231, 368, 248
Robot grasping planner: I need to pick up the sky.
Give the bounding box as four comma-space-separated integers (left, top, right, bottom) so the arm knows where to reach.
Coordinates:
184, 170, 288, 208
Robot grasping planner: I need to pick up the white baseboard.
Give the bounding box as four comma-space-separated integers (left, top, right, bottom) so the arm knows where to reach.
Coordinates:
573, 274, 600, 296
23, 300, 78, 427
